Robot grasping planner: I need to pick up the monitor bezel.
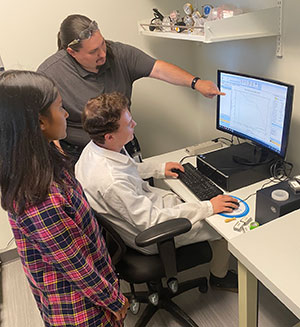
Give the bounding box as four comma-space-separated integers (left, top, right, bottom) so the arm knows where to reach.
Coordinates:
217, 70, 294, 159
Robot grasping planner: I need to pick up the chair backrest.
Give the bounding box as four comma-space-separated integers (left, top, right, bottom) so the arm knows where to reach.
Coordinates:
93, 211, 127, 265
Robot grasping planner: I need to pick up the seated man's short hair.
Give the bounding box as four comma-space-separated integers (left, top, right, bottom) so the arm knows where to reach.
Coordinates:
82, 92, 129, 144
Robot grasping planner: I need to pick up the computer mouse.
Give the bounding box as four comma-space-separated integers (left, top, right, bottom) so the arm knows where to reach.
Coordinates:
228, 200, 240, 210
171, 168, 184, 177
219, 196, 249, 217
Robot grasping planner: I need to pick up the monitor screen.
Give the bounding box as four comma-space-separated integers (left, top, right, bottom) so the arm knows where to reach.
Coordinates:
217, 70, 294, 159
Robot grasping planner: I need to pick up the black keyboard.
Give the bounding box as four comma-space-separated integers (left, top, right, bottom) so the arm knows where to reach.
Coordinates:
177, 162, 223, 201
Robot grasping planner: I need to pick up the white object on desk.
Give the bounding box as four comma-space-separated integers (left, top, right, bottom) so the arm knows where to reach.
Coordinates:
185, 140, 223, 155
229, 211, 300, 326
233, 220, 244, 232
271, 189, 289, 201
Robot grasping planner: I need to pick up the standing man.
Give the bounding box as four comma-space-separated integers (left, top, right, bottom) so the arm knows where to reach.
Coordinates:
38, 14, 223, 161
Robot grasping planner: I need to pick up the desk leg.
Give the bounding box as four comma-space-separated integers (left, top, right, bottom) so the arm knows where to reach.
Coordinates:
238, 261, 258, 327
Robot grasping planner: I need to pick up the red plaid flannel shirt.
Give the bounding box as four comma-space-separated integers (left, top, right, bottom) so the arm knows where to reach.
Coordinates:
8, 171, 125, 326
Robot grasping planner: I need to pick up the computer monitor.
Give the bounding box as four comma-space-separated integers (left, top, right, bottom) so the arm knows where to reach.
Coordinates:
217, 70, 294, 160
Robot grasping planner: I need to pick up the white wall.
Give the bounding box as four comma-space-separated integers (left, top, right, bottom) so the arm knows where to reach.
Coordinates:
190, 0, 300, 171
0, 205, 14, 251
134, 0, 300, 173
1, 0, 300, 248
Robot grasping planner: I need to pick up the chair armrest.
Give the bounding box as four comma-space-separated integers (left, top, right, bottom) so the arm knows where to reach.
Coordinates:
135, 218, 191, 247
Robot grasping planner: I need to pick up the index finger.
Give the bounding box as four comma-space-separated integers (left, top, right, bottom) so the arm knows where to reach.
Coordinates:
222, 195, 238, 202
207, 91, 226, 98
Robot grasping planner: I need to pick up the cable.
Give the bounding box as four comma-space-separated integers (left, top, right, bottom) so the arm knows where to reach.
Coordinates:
241, 159, 294, 202
179, 154, 198, 165
242, 192, 256, 202
260, 179, 275, 189
242, 176, 279, 202
212, 136, 233, 146
269, 159, 293, 181
242, 177, 278, 203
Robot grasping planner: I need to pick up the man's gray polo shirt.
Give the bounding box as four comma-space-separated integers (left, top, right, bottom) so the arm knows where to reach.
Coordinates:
37, 41, 156, 147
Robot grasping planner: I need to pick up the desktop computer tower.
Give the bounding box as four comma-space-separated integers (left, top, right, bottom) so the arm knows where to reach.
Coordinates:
255, 181, 300, 225
196, 143, 275, 191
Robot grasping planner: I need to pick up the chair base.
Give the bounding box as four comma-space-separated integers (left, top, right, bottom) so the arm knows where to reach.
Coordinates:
124, 277, 207, 327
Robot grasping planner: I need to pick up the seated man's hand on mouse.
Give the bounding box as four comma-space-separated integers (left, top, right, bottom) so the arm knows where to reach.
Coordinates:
210, 195, 239, 214
165, 162, 184, 178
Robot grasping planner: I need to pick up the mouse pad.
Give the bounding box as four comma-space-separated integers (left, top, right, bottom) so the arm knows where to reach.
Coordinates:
218, 196, 249, 218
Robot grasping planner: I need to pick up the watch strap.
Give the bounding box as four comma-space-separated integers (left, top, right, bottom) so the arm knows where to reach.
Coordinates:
191, 76, 201, 89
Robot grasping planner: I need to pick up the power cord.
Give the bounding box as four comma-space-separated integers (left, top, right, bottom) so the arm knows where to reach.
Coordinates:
212, 136, 233, 146
179, 154, 197, 165
269, 159, 293, 181
241, 192, 256, 202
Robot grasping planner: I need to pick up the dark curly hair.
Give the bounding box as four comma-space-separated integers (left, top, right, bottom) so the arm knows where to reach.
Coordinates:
82, 92, 129, 144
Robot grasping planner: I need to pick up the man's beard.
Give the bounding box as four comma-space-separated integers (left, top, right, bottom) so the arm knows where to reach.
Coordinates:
96, 59, 106, 70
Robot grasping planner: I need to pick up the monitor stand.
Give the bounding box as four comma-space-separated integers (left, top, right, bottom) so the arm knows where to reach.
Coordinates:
232, 145, 272, 166
197, 142, 278, 191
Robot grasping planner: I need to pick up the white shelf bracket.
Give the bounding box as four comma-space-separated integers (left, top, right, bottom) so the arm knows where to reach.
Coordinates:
276, 0, 283, 58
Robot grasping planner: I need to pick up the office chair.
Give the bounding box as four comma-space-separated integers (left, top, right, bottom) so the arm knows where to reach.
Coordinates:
94, 212, 212, 327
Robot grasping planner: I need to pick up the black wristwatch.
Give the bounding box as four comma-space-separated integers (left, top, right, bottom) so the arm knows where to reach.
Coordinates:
191, 76, 201, 89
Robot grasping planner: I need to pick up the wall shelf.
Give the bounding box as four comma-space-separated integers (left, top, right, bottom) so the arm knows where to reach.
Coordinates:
138, 6, 281, 45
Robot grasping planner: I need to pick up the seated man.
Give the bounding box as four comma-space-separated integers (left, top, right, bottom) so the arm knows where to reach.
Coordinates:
75, 92, 239, 292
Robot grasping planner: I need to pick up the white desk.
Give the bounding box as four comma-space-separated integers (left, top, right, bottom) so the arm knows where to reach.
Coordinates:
229, 210, 300, 326
144, 146, 273, 241
145, 146, 299, 326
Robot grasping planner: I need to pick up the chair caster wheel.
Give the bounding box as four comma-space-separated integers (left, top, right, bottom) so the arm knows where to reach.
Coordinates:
148, 292, 159, 306
198, 278, 208, 293
167, 277, 178, 294
130, 299, 140, 315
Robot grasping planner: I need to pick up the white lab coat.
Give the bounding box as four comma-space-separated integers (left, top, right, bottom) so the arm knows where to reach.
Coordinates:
75, 141, 220, 254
